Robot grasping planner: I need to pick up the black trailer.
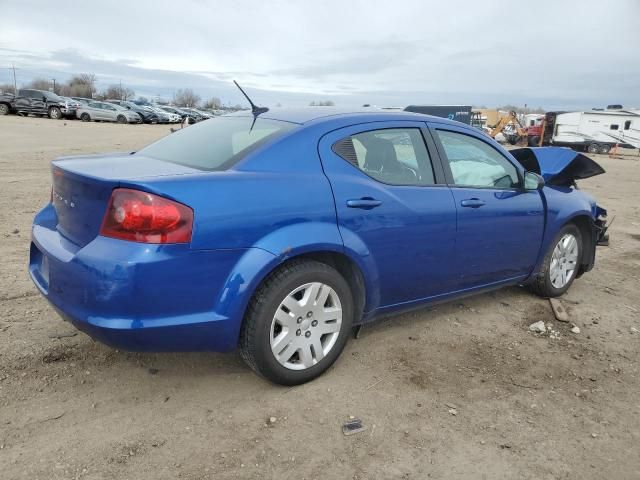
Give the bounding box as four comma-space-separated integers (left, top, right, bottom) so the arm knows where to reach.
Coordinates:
404, 105, 472, 125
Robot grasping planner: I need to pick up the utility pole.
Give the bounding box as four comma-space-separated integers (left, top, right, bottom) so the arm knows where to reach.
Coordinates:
12, 64, 17, 94
51, 78, 56, 93
119, 79, 123, 100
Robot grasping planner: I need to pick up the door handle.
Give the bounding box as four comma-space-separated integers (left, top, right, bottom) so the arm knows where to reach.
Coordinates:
460, 198, 486, 208
346, 198, 383, 209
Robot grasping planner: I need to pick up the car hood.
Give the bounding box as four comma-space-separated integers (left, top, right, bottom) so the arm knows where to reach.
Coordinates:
510, 147, 605, 186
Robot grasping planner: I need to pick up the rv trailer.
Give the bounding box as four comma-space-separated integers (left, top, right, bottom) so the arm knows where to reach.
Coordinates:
537, 109, 640, 154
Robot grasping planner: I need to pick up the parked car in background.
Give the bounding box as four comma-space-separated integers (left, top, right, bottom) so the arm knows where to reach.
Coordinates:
59, 97, 83, 118
29, 109, 609, 385
106, 100, 159, 124
156, 105, 199, 123
11, 89, 73, 119
181, 107, 213, 121
148, 106, 178, 123
0, 91, 15, 115
76, 101, 142, 123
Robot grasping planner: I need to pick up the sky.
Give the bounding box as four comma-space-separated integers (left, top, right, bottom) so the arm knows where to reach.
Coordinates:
0, 0, 638, 109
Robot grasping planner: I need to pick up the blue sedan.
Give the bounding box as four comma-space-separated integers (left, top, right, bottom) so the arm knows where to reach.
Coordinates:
29, 108, 609, 385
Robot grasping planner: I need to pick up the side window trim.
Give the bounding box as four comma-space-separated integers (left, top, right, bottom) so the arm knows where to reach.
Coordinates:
428, 124, 524, 189
420, 125, 448, 185
330, 125, 446, 187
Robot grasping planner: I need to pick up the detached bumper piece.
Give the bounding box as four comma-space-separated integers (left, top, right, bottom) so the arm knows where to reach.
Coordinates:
594, 208, 611, 247
580, 207, 609, 276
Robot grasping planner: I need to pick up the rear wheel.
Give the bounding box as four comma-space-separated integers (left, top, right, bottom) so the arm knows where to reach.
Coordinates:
598, 144, 611, 154
528, 224, 582, 297
48, 106, 62, 120
116, 115, 127, 124
0, 103, 9, 115
80, 113, 91, 122
587, 143, 600, 154
239, 260, 353, 385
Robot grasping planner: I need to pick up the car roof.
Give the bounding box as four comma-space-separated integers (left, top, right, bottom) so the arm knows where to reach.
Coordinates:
225, 107, 463, 127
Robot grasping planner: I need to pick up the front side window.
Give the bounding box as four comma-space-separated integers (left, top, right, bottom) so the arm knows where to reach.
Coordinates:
332, 128, 435, 186
137, 116, 296, 170
435, 130, 519, 189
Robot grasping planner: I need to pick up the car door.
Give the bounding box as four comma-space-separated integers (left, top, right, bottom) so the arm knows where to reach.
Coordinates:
104, 104, 117, 121
16, 90, 38, 113
31, 91, 47, 114
96, 103, 110, 120
319, 121, 457, 310
85, 102, 100, 119
429, 123, 544, 288
14, 90, 30, 112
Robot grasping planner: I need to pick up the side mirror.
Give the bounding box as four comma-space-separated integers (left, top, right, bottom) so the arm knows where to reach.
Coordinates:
524, 171, 545, 190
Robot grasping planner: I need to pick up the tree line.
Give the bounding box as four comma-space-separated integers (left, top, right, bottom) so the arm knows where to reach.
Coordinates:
0, 73, 224, 109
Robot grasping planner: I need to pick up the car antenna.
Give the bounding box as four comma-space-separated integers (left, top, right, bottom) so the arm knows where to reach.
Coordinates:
233, 80, 269, 115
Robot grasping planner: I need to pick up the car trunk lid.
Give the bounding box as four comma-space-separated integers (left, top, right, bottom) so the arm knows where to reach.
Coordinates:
52, 154, 200, 246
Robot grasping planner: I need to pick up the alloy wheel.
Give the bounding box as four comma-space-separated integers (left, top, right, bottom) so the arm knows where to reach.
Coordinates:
270, 282, 342, 370
550, 234, 579, 288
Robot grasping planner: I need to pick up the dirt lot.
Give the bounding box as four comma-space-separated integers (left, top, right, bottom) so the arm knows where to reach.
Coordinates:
0, 115, 639, 479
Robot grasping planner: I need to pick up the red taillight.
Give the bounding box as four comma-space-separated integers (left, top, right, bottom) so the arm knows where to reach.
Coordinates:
100, 188, 193, 243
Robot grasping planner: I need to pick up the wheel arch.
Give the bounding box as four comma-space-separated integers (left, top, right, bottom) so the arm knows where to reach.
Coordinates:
566, 214, 596, 276
214, 243, 373, 349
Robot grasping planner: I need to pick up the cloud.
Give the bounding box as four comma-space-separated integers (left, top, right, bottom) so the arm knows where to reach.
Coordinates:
0, 0, 638, 108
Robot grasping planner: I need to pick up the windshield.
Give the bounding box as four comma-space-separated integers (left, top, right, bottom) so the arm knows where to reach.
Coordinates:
137, 116, 297, 170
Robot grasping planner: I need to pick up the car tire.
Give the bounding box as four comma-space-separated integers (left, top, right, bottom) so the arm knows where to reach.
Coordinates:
528, 136, 540, 147
116, 115, 127, 124
598, 144, 611, 154
80, 113, 91, 122
239, 259, 354, 385
0, 103, 9, 115
528, 224, 582, 298
587, 143, 600, 154
48, 106, 62, 120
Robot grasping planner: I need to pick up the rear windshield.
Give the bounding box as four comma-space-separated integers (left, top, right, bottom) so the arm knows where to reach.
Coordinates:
137, 116, 297, 170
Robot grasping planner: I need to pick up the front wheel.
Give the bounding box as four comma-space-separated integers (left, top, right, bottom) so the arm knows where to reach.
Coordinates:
0, 103, 9, 115
239, 260, 353, 385
48, 106, 62, 120
528, 224, 582, 297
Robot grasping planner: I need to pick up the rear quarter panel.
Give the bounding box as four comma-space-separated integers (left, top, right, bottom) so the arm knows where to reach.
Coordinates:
118, 126, 351, 330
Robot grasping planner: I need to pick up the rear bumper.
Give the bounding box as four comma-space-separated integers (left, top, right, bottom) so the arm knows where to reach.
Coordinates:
29, 204, 253, 352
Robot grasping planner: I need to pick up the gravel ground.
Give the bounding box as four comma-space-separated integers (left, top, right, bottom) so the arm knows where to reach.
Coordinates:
0, 115, 639, 480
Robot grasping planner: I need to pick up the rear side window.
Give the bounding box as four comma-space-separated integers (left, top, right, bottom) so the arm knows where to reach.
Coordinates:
332, 128, 435, 186
137, 116, 296, 170
435, 130, 519, 189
